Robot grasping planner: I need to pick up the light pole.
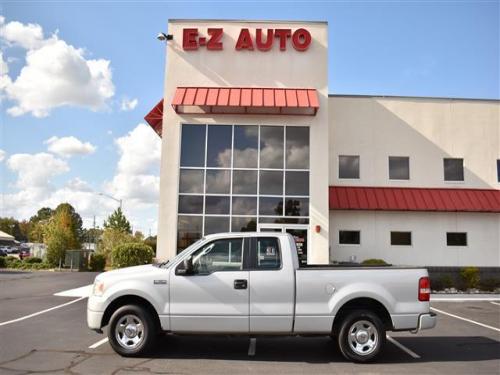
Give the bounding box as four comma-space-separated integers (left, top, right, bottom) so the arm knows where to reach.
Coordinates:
97, 192, 123, 210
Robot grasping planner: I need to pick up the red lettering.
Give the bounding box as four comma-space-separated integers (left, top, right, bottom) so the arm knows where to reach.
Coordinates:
292, 28, 311, 51
255, 29, 273, 51
274, 29, 291, 51
235, 28, 254, 50
183, 28, 198, 50
207, 28, 223, 50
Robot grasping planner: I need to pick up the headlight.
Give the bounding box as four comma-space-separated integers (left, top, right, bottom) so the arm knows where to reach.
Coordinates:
93, 280, 105, 296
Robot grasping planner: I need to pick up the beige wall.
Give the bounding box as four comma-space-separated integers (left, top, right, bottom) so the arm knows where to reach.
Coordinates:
329, 96, 500, 189
330, 211, 500, 267
328, 97, 499, 266
157, 20, 329, 262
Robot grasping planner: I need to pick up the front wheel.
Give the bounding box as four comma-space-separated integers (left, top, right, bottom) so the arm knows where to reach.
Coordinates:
108, 304, 157, 356
337, 310, 386, 363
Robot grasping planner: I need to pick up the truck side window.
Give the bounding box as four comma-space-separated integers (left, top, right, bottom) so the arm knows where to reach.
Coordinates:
255, 237, 281, 269
190, 238, 243, 274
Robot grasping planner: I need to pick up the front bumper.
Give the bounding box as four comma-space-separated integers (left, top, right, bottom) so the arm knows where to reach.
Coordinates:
416, 312, 437, 331
87, 308, 104, 330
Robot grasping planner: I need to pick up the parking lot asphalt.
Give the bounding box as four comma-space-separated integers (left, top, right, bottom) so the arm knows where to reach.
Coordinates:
0, 270, 499, 374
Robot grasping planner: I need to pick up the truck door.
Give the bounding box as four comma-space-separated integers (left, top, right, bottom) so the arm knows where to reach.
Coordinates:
169, 237, 249, 333
248, 236, 295, 333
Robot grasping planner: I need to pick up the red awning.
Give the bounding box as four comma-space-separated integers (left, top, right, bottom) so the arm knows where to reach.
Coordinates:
171, 87, 319, 115
329, 186, 500, 213
144, 99, 164, 136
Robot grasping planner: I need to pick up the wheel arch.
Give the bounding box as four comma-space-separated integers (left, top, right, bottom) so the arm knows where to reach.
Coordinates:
101, 294, 161, 330
332, 297, 393, 333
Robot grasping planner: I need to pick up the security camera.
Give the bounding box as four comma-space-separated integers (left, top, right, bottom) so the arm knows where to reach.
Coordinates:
157, 32, 168, 41
157, 32, 173, 41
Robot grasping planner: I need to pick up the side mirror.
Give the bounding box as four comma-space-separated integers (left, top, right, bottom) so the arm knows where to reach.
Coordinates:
176, 256, 194, 275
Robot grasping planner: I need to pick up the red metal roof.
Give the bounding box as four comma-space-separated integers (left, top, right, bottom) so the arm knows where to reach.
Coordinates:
329, 186, 500, 213
144, 99, 163, 137
171, 87, 319, 116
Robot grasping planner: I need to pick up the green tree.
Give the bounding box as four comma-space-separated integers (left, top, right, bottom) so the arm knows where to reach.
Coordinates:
29, 221, 48, 243
144, 235, 157, 254
133, 231, 144, 241
82, 228, 104, 246
28, 207, 54, 243
44, 207, 77, 266
98, 228, 137, 260
103, 207, 131, 234
0, 217, 30, 242
54, 203, 84, 243
29, 207, 54, 223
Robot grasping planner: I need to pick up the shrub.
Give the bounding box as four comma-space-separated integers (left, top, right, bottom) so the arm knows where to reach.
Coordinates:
0, 257, 6, 268
7, 259, 23, 269
89, 253, 106, 272
479, 278, 500, 292
440, 275, 454, 289
112, 243, 154, 269
460, 267, 480, 289
362, 258, 388, 266
25, 257, 43, 264
30, 262, 51, 270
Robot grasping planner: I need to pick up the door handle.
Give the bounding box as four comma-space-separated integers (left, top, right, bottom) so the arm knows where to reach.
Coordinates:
234, 279, 248, 289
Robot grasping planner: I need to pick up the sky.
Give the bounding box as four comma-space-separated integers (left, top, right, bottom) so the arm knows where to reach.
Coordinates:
0, 1, 498, 235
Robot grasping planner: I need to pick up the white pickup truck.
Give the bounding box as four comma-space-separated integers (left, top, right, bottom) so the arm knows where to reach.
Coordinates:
88, 232, 436, 362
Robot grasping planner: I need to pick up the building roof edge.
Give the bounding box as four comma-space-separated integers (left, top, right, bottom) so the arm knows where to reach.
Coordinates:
168, 18, 327, 24
328, 94, 500, 102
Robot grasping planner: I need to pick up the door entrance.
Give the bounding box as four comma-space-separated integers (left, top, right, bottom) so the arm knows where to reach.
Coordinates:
258, 224, 309, 265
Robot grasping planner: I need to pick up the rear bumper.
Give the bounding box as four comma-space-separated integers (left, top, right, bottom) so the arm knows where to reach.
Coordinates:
417, 312, 437, 331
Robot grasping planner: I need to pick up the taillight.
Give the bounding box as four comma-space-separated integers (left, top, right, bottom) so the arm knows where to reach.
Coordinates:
419, 277, 431, 301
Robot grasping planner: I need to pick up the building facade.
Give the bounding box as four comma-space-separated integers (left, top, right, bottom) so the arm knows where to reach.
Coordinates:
146, 19, 500, 267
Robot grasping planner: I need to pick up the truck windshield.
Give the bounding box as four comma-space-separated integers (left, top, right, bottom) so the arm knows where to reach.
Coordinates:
157, 238, 205, 268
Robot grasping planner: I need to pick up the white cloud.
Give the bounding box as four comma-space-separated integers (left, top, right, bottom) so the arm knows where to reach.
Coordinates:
0, 18, 114, 117
0, 51, 10, 93
0, 123, 160, 234
1, 156, 115, 227
7, 152, 69, 189
2, 153, 71, 219
120, 97, 138, 111
0, 149, 5, 162
106, 123, 161, 205
115, 123, 161, 175
0, 19, 44, 49
45, 135, 96, 157
0, 51, 8, 75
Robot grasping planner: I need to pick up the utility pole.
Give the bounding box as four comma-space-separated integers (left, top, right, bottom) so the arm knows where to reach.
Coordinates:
93, 215, 96, 251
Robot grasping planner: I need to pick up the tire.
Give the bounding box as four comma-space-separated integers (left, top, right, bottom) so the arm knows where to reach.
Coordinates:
336, 310, 386, 363
108, 304, 158, 357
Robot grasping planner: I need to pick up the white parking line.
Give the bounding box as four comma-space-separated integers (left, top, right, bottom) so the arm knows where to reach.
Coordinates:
54, 284, 92, 297
89, 337, 109, 349
430, 307, 500, 333
490, 302, 500, 307
248, 337, 256, 356
386, 335, 420, 359
0, 297, 86, 327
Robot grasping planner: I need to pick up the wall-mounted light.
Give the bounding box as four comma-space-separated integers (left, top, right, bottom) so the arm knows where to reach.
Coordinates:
315, 225, 321, 233
157, 32, 173, 41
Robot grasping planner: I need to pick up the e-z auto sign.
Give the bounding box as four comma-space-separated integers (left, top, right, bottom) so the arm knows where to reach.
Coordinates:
182, 28, 312, 51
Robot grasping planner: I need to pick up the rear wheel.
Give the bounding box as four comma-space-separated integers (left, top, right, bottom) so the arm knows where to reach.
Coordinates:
336, 310, 386, 363
108, 304, 157, 356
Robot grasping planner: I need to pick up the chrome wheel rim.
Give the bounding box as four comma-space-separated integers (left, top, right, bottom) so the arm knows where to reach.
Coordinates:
115, 314, 144, 349
348, 320, 378, 356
